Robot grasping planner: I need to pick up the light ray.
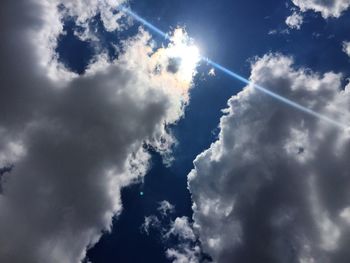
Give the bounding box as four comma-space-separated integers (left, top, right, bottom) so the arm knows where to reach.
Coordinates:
119, 6, 169, 39
205, 59, 346, 129
119, 6, 347, 130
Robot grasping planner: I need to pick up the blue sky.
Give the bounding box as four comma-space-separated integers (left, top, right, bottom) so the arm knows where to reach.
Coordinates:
1, 0, 350, 263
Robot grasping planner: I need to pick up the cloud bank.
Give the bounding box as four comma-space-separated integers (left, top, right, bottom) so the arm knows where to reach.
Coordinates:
189, 54, 350, 263
292, 0, 350, 18
0, 1, 196, 262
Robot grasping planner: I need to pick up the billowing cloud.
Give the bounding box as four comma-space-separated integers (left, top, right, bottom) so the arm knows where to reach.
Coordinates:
0, 1, 197, 263
188, 54, 350, 263
292, 0, 350, 18
342, 41, 350, 57
286, 11, 304, 29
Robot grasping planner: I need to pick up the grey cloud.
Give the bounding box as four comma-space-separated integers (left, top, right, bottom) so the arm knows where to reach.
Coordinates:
189, 54, 350, 263
0, 1, 192, 263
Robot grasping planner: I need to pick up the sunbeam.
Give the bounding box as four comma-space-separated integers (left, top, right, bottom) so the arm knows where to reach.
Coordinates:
119, 6, 347, 130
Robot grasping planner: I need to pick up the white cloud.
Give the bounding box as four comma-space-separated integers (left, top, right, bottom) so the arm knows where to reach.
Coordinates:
342, 41, 350, 57
188, 54, 350, 263
59, 0, 127, 32
166, 217, 197, 241
292, 0, 350, 18
142, 202, 201, 263
165, 217, 200, 263
0, 1, 197, 263
208, 68, 216, 77
141, 216, 161, 235
166, 246, 200, 263
285, 11, 304, 29
158, 200, 176, 217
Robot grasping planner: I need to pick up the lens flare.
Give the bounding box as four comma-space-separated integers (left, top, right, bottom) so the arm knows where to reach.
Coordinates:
119, 6, 347, 130
166, 29, 201, 83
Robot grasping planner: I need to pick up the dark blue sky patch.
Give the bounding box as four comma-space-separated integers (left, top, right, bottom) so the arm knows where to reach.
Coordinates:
56, 19, 95, 75
86, 151, 193, 263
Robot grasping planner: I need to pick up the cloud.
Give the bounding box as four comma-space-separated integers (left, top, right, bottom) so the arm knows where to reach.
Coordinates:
208, 68, 216, 77
141, 215, 161, 235
165, 217, 197, 241
165, 217, 201, 263
342, 41, 350, 57
142, 202, 202, 263
292, 0, 350, 18
158, 200, 176, 217
285, 11, 304, 29
188, 54, 350, 263
59, 0, 127, 32
0, 1, 196, 263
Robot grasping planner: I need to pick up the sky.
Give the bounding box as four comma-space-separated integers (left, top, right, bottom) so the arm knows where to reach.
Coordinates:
1, 0, 350, 263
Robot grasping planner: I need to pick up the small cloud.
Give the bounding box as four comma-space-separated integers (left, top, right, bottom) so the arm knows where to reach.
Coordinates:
208, 68, 216, 77
158, 200, 175, 217
312, 32, 322, 38
141, 216, 161, 235
141, 202, 201, 263
268, 28, 290, 35
342, 41, 350, 57
285, 11, 304, 30
165, 217, 196, 241
268, 29, 278, 35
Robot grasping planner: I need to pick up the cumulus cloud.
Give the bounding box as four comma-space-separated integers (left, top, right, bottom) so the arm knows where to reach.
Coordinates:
188, 54, 350, 263
0, 1, 197, 263
285, 11, 304, 29
342, 41, 350, 57
292, 0, 350, 18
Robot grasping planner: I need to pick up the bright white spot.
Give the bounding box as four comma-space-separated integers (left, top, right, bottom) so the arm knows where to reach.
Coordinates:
208, 68, 216, 76
166, 28, 201, 83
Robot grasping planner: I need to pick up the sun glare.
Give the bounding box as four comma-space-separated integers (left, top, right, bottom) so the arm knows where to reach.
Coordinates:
166, 28, 201, 83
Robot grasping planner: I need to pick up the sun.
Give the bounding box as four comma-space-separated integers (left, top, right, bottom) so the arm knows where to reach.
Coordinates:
166, 28, 201, 83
